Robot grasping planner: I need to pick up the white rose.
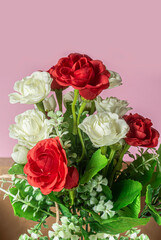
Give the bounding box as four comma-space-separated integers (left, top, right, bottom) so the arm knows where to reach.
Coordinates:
11, 144, 29, 164
9, 71, 52, 104
9, 109, 53, 149
95, 96, 132, 117
43, 95, 57, 112
109, 70, 122, 89
78, 112, 129, 147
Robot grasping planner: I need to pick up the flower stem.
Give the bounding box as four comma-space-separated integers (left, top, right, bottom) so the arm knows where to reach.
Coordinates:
55, 89, 63, 112
77, 101, 87, 162
109, 144, 130, 187
72, 90, 79, 135
69, 189, 75, 206
101, 146, 107, 155
102, 148, 116, 177
90, 101, 95, 115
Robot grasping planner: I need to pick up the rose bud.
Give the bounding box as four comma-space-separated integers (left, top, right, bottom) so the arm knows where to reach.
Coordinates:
64, 166, 79, 189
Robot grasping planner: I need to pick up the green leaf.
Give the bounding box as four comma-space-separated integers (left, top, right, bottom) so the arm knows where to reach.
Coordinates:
145, 184, 153, 205
112, 179, 142, 210
145, 185, 161, 225
48, 192, 72, 217
118, 194, 141, 218
59, 203, 72, 217
48, 192, 62, 204
148, 205, 161, 225
9, 187, 43, 221
8, 163, 25, 175
102, 185, 112, 200
80, 149, 109, 184
150, 172, 161, 189
90, 217, 150, 235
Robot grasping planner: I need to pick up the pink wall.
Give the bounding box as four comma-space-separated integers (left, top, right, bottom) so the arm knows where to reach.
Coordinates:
0, 0, 161, 157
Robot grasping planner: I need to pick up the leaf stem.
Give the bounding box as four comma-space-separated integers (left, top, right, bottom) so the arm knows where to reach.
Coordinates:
109, 144, 130, 186
55, 89, 63, 112
90, 101, 95, 115
72, 90, 79, 135
101, 146, 107, 155
77, 101, 87, 162
102, 148, 115, 177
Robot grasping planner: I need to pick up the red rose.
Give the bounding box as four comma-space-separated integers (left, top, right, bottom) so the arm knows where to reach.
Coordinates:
48, 66, 66, 90
24, 137, 68, 195
49, 53, 110, 100
124, 113, 159, 147
64, 166, 79, 189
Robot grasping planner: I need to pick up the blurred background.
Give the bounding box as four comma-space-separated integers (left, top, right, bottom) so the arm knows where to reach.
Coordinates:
0, 0, 161, 158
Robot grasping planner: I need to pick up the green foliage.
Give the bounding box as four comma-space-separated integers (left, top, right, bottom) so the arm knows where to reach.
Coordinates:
145, 185, 161, 225
118, 194, 141, 218
118, 151, 158, 191
150, 144, 161, 189
9, 179, 54, 221
80, 227, 89, 240
48, 191, 72, 217
112, 179, 142, 211
102, 185, 113, 200
8, 163, 25, 175
9, 187, 43, 221
80, 149, 109, 184
48, 191, 62, 204
89, 216, 149, 235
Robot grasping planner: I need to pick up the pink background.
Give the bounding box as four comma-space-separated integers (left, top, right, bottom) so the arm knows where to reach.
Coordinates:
0, 0, 161, 157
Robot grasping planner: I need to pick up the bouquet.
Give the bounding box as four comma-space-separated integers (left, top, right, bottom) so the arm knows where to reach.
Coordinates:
0, 53, 161, 240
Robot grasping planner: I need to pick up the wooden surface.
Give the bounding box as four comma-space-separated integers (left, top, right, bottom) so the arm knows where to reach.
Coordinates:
0, 158, 161, 240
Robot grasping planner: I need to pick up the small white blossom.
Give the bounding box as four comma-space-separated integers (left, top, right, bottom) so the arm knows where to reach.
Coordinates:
126, 228, 141, 239
9, 71, 52, 104
90, 197, 98, 205
18, 234, 30, 240
9, 109, 53, 149
94, 175, 108, 192
49, 217, 81, 240
31, 232, 41, 239
93, 199, 115, 220
61, 216, 70, 225
139, 234, 150, 240
89, 232, 118, 240
108, 70, 122, 89
95, 96, 132, 117
79, 112, 129, 148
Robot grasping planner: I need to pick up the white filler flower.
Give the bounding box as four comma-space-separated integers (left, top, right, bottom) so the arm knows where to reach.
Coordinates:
95, 96, 132, 117
79, 112, 129, 147
9, 109, 53, 149
109, 70, 122, 89
11, 144, 29, 164
9, 71, 52, 104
